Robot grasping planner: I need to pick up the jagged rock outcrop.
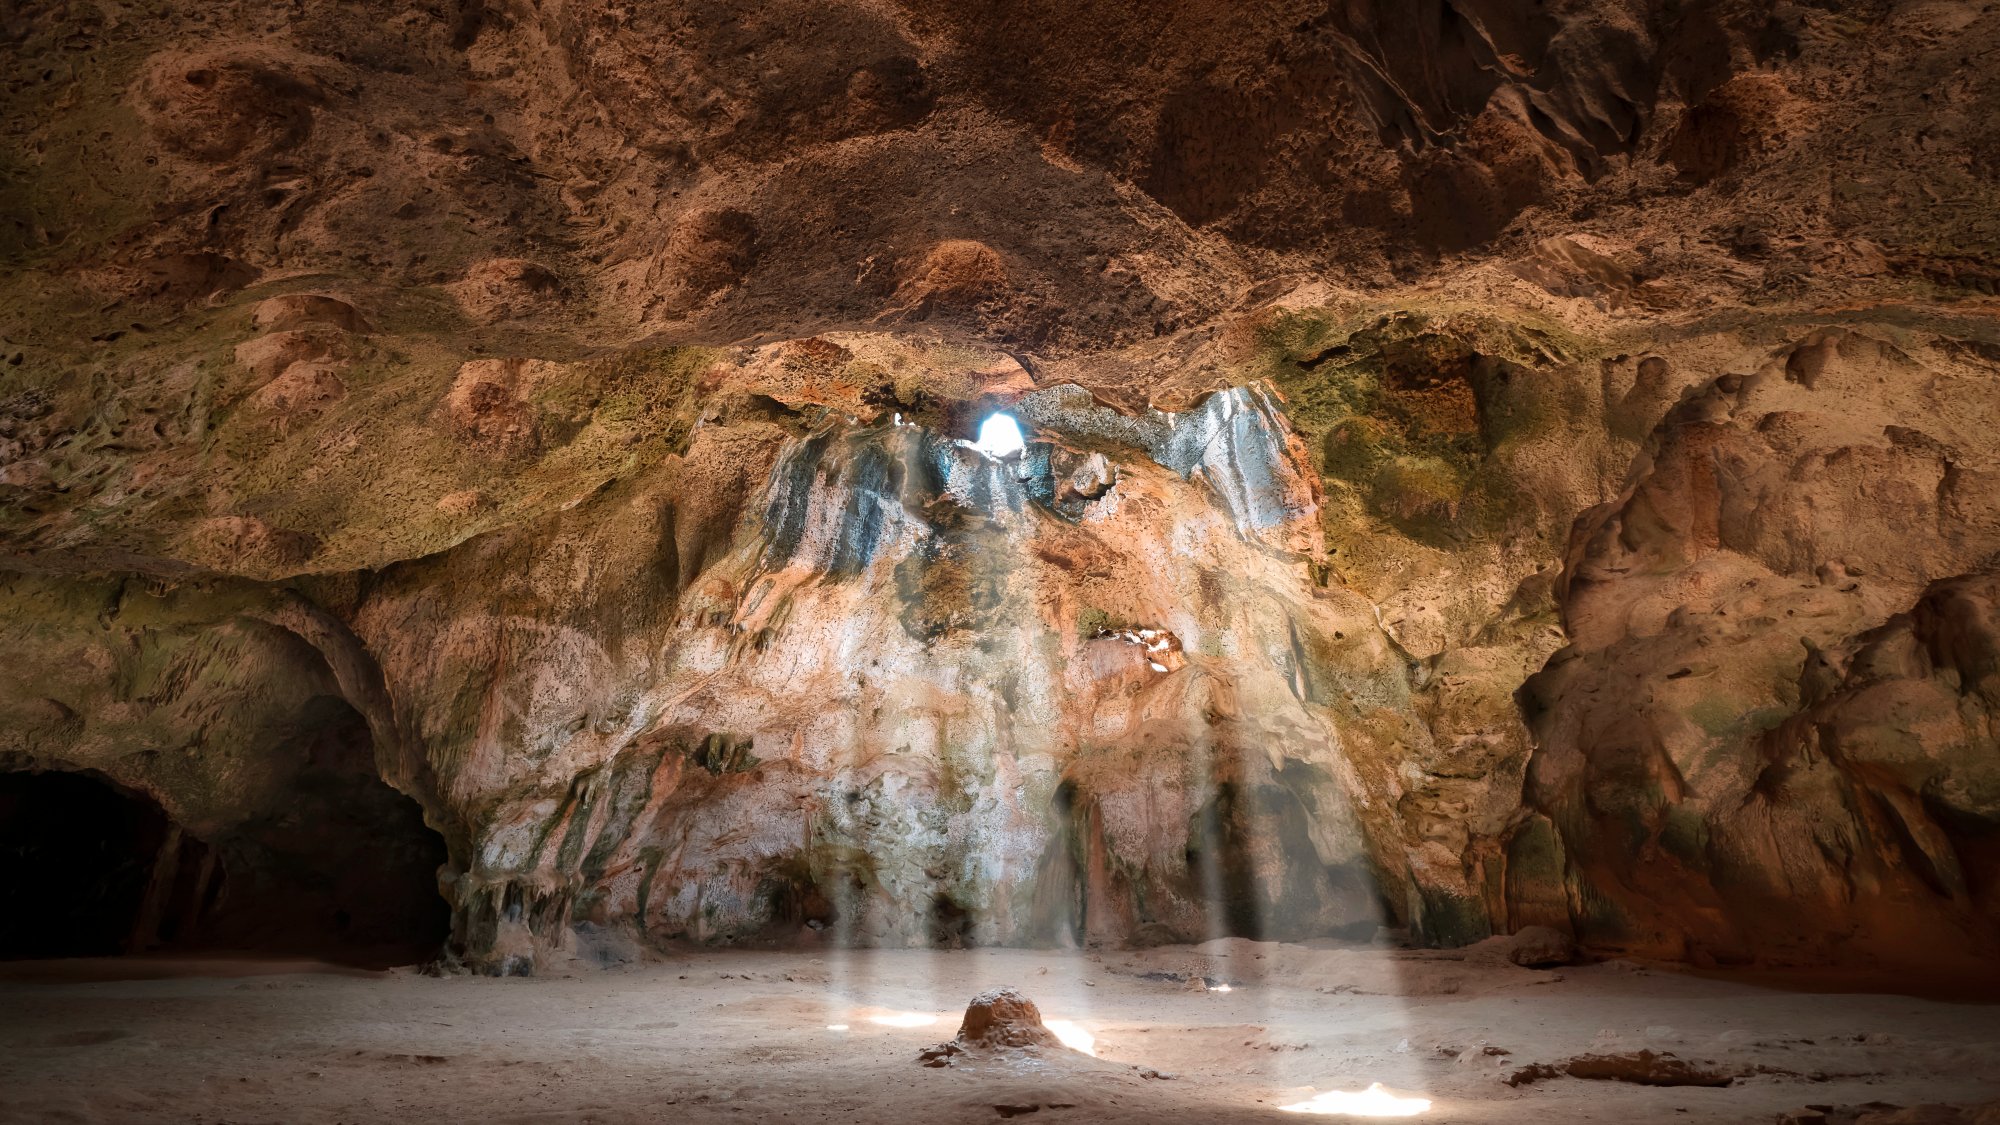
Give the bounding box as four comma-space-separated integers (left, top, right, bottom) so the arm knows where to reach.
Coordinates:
2, 0, 1999, 974
1515, 328, 2000, 971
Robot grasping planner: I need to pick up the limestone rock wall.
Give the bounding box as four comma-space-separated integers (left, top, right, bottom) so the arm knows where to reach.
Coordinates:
3, 0, 2000, 974
1517, 328, 2000, 972
345, 364, 1410, 967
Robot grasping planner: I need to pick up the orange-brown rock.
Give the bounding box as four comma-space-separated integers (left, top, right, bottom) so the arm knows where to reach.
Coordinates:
187, 516, 319, 572
919, 988, 1062, 1065
244, 361, 347, 427
3, 0, 1999, 980
251, 294, 367, 335
447, 260, 563, 324
132, 45, 325, 162
438, 357, 568, 459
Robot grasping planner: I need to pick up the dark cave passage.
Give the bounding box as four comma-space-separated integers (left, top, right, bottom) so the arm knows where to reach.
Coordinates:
0, 725, 450, 967
0, 771, 176, 959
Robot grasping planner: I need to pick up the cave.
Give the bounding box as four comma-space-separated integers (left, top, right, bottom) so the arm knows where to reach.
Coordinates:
0, 771, 181, 959
0, 720, 450, 968
178, 698, 455, 968
5, 0, 2000, 1122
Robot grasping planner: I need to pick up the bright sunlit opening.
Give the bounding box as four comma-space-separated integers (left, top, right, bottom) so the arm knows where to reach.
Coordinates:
867, 1012, 941, 1029
1043, 1019, 1097, 1057
1279, 1084, 1431, 1117
972, 412, 1026, 459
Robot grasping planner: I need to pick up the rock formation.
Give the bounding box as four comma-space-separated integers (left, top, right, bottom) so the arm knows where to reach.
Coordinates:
2, 0, 1997, 977
919, 987, 1062, 1066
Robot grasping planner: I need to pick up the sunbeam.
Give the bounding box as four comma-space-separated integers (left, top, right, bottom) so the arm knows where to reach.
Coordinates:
1279, 1084, 1432, 1117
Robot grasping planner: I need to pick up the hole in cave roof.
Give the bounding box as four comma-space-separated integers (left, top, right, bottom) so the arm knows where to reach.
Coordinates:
971, 412, 1026, 459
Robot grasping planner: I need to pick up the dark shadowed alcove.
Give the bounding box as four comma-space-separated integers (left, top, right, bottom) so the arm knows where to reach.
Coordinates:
0, 771, 175, 959
0, 706, 451, 966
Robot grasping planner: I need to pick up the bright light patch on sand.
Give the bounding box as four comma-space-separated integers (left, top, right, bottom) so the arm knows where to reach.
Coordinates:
1209, 982, 1233, 992
1043, 1019, 1096, 1057
972, 413, 1026, 459
867, 1012, 941, 1029
1279, 1084, 1430, 1117
825, 1024, 849, 1031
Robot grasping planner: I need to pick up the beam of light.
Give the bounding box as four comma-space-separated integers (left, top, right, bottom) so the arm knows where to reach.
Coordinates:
972, 413, 1026, 459
867, 1011, 941, 1028
1278, 1084, 1431, 1117
1209, 982, 1233, 992
1042, 1019, 1096, 1057
825, 1024, 850, 1031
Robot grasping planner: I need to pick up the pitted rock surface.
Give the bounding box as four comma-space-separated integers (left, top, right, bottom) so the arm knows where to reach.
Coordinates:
957, 989, 1062, 1051
2, 0, 2000, 979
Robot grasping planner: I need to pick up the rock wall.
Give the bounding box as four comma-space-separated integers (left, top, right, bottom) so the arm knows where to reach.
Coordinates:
1518, 328, 2000, 971
2, 0, 1999, 974
344, 365, 1411, 966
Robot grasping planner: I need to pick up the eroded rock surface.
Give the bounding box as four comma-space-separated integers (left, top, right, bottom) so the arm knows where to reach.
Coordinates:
919, 987, 1062, 1066
1, 0, 1998, 975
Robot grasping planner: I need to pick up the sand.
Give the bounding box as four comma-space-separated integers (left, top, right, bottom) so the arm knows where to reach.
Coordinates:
3, 942, 1998, 1124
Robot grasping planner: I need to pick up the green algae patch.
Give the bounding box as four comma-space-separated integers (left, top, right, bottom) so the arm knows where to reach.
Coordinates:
1412, 886, 1494, 947
1251, 305, 1596, 546
4, 291, 719, 576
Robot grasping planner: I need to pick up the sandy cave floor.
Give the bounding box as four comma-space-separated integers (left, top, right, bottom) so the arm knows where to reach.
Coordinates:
3, 943, 1999, 1125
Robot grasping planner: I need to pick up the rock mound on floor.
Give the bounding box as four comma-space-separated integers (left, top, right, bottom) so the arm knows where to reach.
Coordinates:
1505, 925, 1577, 968
919, 988, 1060, 1066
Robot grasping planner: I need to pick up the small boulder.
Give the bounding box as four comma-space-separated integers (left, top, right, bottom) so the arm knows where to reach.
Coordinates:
1506, 925, 1577, 968
1503, 1062, 1563, 1087
438, 358, 566, 459
83, 252, 259, 305
957, 988, 1059, 1050
659, 208, 758, 299
1456, 1044, 1512, 1069
919, 988, 1060, 1067
133, 46, 324, 162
